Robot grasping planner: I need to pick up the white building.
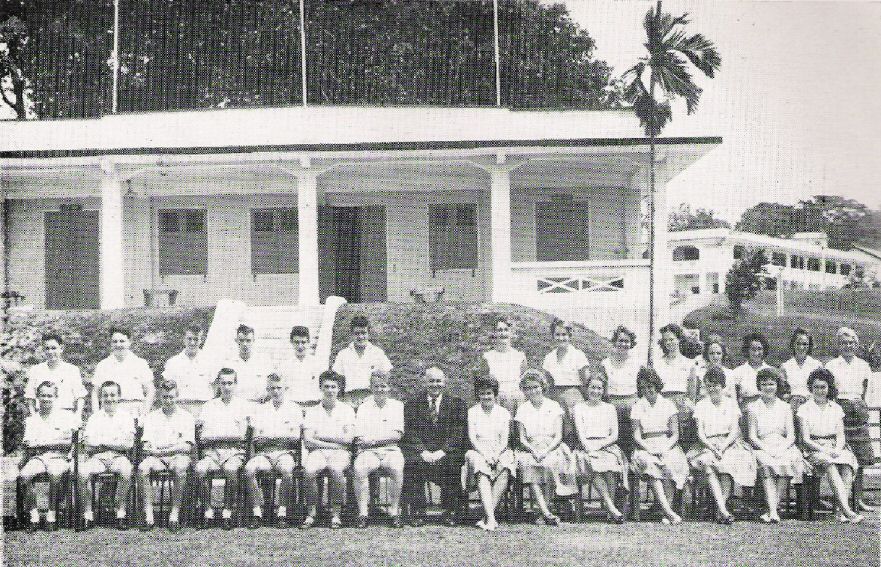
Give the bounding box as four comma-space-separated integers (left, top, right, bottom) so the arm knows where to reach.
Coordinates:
1, 106, 720, 338
669, 229, 880, 303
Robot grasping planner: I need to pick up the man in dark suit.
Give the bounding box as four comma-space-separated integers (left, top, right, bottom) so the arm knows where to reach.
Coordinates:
402, 366, 467, 526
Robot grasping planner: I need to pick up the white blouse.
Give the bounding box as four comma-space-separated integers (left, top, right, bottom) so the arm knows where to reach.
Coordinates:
747, 398, 792, 440
631, 396, 678, 435
780, 356, 823, 398
732, 362, 774, 399
542, 346, 589, 387
572, 401, 617, 439
601, 356, 641, 396
515, 398, 564, 447
656, 354, 693, 394
825, 356, 872, 401
693, 396, 740, 438
484, 349, 527, 392
797, 398, 844, 439
468, 404, 512, 456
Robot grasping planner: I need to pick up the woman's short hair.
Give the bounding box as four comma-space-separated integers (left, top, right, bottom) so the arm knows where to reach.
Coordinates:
519, 369, 549, 393
474, 375, 500, 397
658, 324, 683, 355
742, 332, 770, 357
807, 368, 838, 400
788, 328, 814, 355
755, 367, 783, 393
611, 325, 637, 348
637, 366, 664, 394
550, 319, 573, 336
703, 366, 727, 388
702, 337, 728, 363
318, 370, 345, 394
836, 327, 859, 343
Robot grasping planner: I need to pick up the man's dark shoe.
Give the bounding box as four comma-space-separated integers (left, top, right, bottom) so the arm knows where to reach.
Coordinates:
390, 515, 404, 528
275, 516, 290, 529
247, 516, 261, 529
355, 516, 369, 529
168, 520, 181, 533
139, 521, 154, 532
222, 517, 234, 530
25, 521, 37, 534
442, 511, 457, 527
117, 516, 129, 531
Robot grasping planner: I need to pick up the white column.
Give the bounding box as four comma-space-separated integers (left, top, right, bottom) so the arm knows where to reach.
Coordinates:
651, 162, 671, 328
297, 171, 320, 305
489, 166, 512, 303
100, 162, 126, 309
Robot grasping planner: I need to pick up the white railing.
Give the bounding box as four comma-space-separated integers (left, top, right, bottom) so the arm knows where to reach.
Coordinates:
509, 259, 650, 338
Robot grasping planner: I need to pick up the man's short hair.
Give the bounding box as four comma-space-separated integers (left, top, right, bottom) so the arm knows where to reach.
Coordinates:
36, 381, 58, 397
99, 380, 122, 397
41, 333, 64, 346
108, 326, 132, 340
186, 323, 204, 336
319, 370, 345, 393
216, 367, 238, 382
236, 324, 255, 336
370, 370, 390, 385
266, 373, 284, 386
290, 325, 310, 340
158, 379, 179, 396
351, 315, 369, 330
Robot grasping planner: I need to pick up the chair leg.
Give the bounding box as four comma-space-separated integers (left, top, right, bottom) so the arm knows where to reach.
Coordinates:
630, 473, 641, 522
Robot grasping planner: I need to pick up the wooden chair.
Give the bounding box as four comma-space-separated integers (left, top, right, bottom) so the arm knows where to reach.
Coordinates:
16, 432, 79, 530
253, 438, 304, 524
194, 423, 252, 528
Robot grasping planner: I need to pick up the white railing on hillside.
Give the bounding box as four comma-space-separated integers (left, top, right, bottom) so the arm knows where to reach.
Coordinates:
509, 259, 650, 338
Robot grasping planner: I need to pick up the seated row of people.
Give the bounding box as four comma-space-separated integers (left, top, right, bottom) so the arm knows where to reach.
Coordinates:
19, 356, 866, 533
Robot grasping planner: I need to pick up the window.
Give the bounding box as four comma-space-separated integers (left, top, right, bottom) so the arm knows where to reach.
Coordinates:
840, 263, 852, 276
535, 196, 591, 261
771, 252, 787, 266
672, 245, 700, 261
251, 208, 299, 274
807, 258, 820, 272
733, 245, 745, 260
429, 204, 478, 273
790, 255, 805, 269
158, 209, 207, 275
825, 260, 837, 274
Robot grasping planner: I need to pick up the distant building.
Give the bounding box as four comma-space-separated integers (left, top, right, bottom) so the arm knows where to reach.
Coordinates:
668, 229, 880, 302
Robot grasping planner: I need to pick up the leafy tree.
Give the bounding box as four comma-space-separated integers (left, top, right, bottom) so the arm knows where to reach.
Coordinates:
5, 0, 621, 119
622, 1, 720, 363
725, 248, 767, 316
798, 195, 879, 251
736, 196, 879, 251
0, 1, 30, 119
669, 203, 730, 231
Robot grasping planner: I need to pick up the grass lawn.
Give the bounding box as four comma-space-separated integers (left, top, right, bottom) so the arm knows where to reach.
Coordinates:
4, 515, 878, 567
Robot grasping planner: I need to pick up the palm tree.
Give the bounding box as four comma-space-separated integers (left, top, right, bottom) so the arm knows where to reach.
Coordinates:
624, 1, 720, 365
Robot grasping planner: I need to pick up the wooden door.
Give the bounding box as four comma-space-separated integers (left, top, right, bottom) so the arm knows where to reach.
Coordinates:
358, 206, 387, 302
45, 208, 100, 309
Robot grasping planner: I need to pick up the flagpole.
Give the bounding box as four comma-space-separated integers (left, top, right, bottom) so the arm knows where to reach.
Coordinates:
493, 0, 501, 107
299, 0, 308, 106
111, 0, 120, 113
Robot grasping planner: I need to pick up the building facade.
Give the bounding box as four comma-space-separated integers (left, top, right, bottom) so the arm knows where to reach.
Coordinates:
669, 229, 880, 302
2, 106, 719, 338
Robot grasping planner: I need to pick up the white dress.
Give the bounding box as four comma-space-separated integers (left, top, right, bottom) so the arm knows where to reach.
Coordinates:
796, 398, 858, 472
747, 398, 806, 482
686, 396, 756, 487
630, 396, 689, 489
572, 401, 628, 486
464, 404, 516, 487
514, 398, 576, 494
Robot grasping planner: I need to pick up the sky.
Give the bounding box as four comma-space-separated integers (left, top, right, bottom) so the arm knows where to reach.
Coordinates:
560, 0, 881, 222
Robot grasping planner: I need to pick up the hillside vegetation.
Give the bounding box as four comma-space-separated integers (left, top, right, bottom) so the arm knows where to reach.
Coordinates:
1, 303, 609, 453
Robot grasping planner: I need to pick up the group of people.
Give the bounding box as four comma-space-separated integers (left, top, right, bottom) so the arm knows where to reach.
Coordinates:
17, 314, 877, 533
